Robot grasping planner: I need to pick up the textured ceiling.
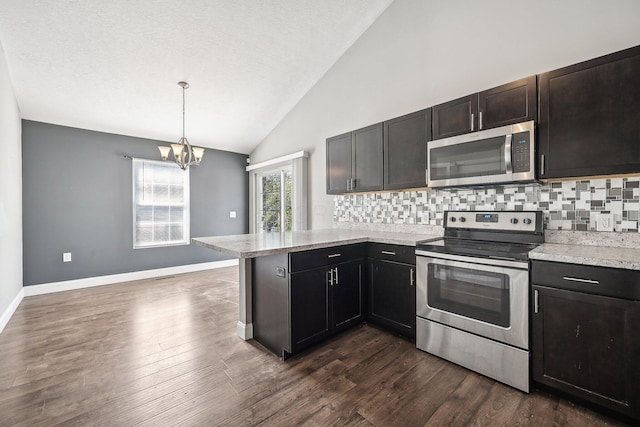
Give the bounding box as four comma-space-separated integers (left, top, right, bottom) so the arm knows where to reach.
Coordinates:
0, 0, 392, 154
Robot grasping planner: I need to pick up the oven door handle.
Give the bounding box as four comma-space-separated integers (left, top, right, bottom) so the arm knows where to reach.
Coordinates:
415, 250, 528, 269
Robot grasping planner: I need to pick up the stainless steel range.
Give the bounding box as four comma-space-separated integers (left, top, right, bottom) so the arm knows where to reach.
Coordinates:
415, 210, 543, 392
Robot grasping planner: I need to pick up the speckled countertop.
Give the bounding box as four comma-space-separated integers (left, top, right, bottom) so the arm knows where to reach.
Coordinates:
529, 243, 640, 271
193, 229, 441, 258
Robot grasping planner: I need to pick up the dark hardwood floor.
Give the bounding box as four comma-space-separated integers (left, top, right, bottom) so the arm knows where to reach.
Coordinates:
0, 267, 629, 426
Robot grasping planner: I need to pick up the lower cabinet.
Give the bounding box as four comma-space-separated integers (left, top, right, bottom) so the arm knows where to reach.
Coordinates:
531, 261, 640, 421
253, 244, 365, 358
367, 244, 416, 339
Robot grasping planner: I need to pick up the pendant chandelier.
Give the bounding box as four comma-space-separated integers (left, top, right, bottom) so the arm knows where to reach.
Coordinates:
158, 81, 204, 170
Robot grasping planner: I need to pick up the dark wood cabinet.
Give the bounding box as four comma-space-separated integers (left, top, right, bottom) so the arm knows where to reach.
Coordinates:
531, 261, 640, 421
326, 123, 383, 194
367, 244, 416, 339
432, 76, 536, 140
253, 244, 365, 357
538, 45, 640, 179
383, 109, 431, 190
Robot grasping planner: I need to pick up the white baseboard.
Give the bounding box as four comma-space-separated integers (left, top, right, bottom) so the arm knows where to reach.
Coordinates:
236, 321, 254, 341
23, 259, 239, 297
0, 288, 24, 334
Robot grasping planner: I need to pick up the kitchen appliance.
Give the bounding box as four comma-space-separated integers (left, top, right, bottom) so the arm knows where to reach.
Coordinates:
427, 120, 535, 188
415, 210, 543, 392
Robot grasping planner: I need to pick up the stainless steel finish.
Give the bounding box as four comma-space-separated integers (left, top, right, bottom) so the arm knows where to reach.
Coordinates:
327, 269, 334, 286
563, 276, 599, 285
534, 289, 539, 313
334, 267, 339, 284
416, 255, 529, 349
479, 111, 483, 130
504, 134, 513, 174
327, 253, 342, 258
427, 120, 535, 188
352, 178, 356, 190
381, 250, 396, 255
347, 179, 351, 191
416, 318, 530, 392
540, 154, 545, 176
410, 268, 414, 286
470, 113, 474, 131
415, 250, 528, 269
444, 210, 539, 233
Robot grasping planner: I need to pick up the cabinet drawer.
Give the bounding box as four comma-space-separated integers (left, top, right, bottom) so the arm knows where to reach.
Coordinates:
531, 260, 640, 300
367, 243, 416, 264
290, 243, 364, 272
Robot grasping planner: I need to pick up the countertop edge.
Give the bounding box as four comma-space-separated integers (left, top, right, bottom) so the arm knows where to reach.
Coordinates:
530, 244, 640, 271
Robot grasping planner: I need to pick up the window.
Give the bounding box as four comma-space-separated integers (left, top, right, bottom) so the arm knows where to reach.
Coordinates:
132, 158, 190, 248
248, 151, 307, 233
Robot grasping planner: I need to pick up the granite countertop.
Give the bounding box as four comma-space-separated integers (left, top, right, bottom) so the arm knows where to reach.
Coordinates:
193, 229, 441, 258
529, 243, 640, 271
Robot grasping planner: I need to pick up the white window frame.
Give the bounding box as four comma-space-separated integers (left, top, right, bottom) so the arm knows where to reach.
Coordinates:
248, 151, 308, 233
132, 158, 190, 248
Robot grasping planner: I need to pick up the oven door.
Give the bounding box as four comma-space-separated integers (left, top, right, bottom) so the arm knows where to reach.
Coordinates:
416, 251, 529, 350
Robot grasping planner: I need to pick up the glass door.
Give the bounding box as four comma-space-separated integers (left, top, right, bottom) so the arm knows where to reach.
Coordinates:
255, 166, 292, 233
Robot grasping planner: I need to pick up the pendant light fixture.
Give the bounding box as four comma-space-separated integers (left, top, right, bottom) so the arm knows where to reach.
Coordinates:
158, 81, 204, 170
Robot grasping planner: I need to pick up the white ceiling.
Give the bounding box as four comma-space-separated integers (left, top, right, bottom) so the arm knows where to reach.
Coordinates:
0, 0, 392, 154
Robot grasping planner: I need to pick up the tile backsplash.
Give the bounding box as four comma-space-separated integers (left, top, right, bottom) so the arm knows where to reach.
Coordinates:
334, 177, 640, 232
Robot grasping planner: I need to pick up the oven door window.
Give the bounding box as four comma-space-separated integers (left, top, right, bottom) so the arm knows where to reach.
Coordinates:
427, 263, 510, 327
430, 136, 506, 180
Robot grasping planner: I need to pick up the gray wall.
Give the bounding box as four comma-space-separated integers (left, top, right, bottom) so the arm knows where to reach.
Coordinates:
0, 40, 22, 321
22, 120, 248, 286
249, 0, 640, 229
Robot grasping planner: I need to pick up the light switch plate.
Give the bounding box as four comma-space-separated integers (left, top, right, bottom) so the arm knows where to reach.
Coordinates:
63, 252, 72, 262
229, 211, 237, 218
597, 214, 614, 232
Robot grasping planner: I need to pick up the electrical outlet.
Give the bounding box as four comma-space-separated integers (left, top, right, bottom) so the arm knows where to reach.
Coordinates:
229, 211, 237, 218
63, 252, 72, 262
597, 214, 614, 232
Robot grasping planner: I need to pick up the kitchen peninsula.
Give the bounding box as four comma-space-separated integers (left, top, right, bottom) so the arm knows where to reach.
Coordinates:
193, 229, 441, 343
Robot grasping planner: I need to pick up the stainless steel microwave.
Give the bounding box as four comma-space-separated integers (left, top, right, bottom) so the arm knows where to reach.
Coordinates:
427, 120, 535, 188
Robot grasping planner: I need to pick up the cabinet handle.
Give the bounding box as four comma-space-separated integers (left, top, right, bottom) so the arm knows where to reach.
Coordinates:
327, 269, 334, 286
334, 267, 339, 285
534, 289, 539, 313
479, 111, 483, 130
540, 154, 545, 176
470, 113, 474, 132
381, 251, 396, 256
327, 253, 342, 258
410, 268, 414, 287
563, 276, 599, 285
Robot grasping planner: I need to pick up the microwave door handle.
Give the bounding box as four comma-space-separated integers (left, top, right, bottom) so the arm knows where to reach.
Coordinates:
504, 134, 513, 174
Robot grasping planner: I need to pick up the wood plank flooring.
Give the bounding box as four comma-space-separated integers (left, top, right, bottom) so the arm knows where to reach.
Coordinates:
0, 267, 630, 426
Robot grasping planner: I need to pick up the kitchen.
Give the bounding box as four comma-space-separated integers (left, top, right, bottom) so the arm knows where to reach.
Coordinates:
2, 0, 640, 425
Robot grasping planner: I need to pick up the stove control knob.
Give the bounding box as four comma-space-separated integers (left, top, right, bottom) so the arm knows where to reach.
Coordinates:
510, 218, 519, 224
459, 217, 466, 223
449, 217, 456, 222
523, 218, 532, 225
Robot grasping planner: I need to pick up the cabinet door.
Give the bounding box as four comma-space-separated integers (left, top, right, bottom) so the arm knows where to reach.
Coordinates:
538, 45, 640, 179
290, 268, 331, 352
432, 94, 478, 140
352, 123, 383, 192
369, 259, 415, 338
331, 259, 364, 332
326, 132, 352, 194
383, 109, 431, 190
532, 285, 640, 419
478, 75, 536, 130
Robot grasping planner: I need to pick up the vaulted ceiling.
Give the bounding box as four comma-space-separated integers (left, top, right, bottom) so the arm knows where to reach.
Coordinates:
0, 0, 393, 153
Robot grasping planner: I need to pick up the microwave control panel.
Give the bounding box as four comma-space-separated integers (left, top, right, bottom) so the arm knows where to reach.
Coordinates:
511, 131, 530, 173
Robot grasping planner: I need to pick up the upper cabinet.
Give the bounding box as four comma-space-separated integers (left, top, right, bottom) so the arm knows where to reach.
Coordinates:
384, 109, 431, 190
432, 76, 537, 140
326, 123, 383, 194
538, 45, 640, 179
